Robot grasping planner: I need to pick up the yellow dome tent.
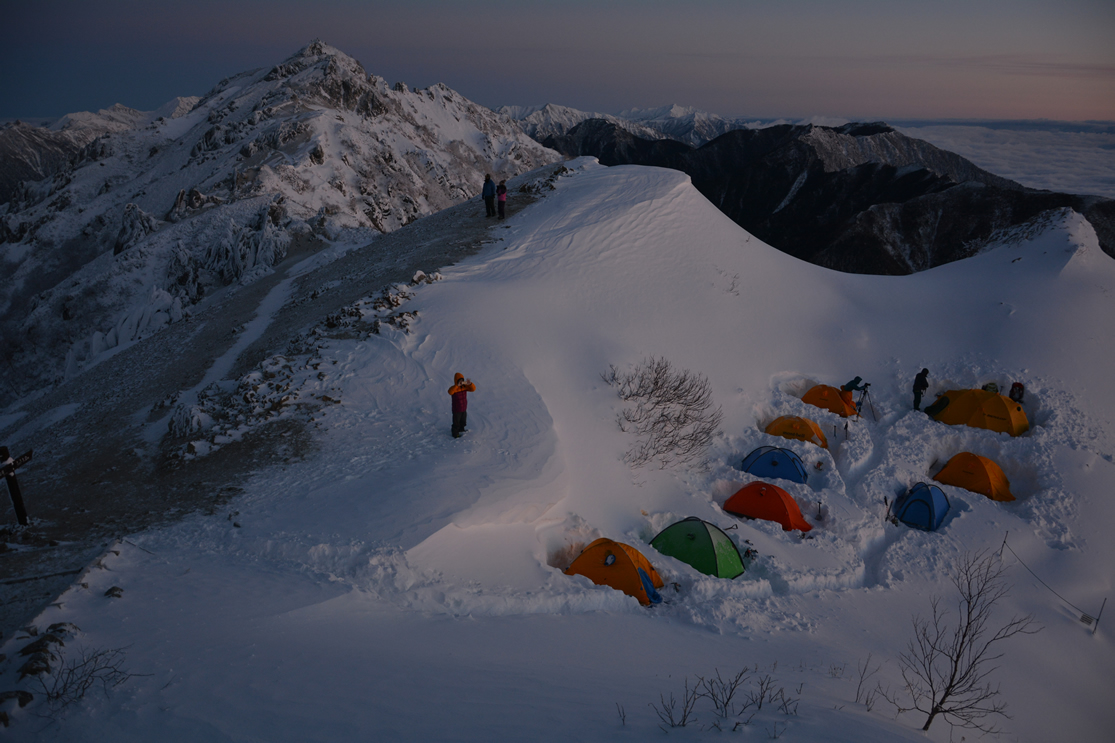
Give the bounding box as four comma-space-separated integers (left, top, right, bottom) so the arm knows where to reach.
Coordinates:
801, 384, 858, 417
564, 538, 665, 605
928, 389, 1029, 437
765, 415, 828, 449
933, 452, 1015, 502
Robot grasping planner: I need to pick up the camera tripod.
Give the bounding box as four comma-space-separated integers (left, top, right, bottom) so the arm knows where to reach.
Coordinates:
857, 384, 878, 421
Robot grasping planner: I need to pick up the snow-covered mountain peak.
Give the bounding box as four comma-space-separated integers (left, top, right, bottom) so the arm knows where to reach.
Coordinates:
0, 41, 558, 392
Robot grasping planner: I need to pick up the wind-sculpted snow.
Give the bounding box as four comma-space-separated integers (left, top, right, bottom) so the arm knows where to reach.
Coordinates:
0, 40, 558, 393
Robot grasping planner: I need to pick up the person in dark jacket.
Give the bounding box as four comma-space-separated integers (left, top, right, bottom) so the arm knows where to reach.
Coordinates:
481, 175, 496, 217
448, 373, 476, 438
496, 179, 507, 219
840, 376, 867, 411
912, 368, 930, 410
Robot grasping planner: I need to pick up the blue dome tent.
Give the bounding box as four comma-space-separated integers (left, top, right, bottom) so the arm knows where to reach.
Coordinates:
740, 446, 808, 484
892, 482, 950, 531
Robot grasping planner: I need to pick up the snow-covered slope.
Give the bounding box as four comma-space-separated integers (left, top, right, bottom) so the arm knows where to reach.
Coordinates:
2, 161, 1112, 741
0, 41, 557, 392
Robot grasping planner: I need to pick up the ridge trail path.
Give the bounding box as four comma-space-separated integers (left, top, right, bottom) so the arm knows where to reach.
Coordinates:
0, 180, 550, 638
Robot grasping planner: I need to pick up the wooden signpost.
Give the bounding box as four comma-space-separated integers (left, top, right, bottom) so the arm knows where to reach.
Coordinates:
1, 446, 33, 526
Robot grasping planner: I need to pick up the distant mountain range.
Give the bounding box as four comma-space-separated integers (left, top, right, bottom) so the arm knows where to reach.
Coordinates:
500, 102, 778, 148
539, 118, 1115, 273
0, 41, 557, 392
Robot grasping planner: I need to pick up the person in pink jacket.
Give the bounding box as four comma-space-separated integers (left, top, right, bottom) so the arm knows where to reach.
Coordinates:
448, 373, 476, 438
496, 180, 507, 220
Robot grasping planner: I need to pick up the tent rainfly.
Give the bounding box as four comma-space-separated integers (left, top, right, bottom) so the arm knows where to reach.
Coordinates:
765, 415, 828, 449
650, 517, 749, 579
564, 538, 665, 605
740, 446, 808, 484
925, 389, 1029, 437
891, 482, 950, 531
801, 384, 858, 417
723, 481, 813, 532
933, 452, 1015, 502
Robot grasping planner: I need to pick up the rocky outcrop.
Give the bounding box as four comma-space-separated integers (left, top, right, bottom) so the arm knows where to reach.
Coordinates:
543, 120, 1115, 273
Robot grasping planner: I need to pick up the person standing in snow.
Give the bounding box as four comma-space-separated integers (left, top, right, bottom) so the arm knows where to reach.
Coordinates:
912, 368, 930, 411
496, 179, 508, 220
481, 175, 496, 218
448, 373, 476, 438
840, 376, 867, 411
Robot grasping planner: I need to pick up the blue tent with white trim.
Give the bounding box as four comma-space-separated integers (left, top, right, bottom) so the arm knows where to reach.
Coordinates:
740, 446, 808, 484
892, 482, 950, 531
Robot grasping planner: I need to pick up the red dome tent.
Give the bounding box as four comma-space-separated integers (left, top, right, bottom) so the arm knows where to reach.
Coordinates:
723, 481, 813, 532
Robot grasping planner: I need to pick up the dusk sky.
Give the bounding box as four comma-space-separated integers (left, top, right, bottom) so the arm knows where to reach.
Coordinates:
3, 0, 1113, 122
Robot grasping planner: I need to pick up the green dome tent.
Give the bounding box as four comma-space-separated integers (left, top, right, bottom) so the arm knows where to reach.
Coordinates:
650, 517, 750, 579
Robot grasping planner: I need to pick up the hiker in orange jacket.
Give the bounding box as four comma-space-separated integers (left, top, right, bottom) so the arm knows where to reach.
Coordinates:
448, 373, 476, 438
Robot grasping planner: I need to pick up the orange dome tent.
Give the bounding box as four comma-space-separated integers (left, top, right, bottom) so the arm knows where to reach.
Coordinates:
801, 384, 857, 417
765, 415, 828, 449
927, 389, 1029, 437
933, 452, 1015, 502
723, 481, 813, 532
564, 538, 665, 605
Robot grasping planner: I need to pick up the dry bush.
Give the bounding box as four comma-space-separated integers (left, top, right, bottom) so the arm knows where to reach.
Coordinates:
603, 357, 722, 469
33, 645, 138, 715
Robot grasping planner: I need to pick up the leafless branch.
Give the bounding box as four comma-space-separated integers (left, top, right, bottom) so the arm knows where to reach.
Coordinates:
886, 550, 1041, 733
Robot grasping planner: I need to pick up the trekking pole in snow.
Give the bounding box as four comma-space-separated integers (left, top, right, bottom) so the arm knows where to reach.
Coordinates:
1, 446, 33, 526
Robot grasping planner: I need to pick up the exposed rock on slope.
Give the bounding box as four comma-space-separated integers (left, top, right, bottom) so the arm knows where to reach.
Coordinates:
0, 41, 558, 393
542, 120, 1115, 273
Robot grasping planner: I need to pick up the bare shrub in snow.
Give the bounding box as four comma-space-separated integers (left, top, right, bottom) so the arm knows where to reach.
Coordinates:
33, 645, 138, 715
603, 357, 722, 468
854, 653, 882, 706
881, 550, 1040, 733
649, 676, 700, 729
697, 667, 751, 719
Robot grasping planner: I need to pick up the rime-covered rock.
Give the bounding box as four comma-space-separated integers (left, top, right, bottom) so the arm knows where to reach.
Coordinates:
114, 203, 160, 255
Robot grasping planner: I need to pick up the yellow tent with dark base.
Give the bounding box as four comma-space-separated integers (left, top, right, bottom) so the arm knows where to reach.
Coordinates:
927, 389, 1028, 437
801, 384, 857, 417
933, 452, 1015, 502
564, 538, 665, 605
765, 415, 828, 449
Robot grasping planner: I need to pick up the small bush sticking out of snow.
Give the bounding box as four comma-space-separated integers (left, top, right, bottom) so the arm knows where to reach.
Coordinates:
604, 357, 723, 469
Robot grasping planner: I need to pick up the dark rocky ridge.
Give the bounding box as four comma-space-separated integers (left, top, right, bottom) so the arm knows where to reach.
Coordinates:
0, 122, 82, 206
542, 119, 1115, 273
